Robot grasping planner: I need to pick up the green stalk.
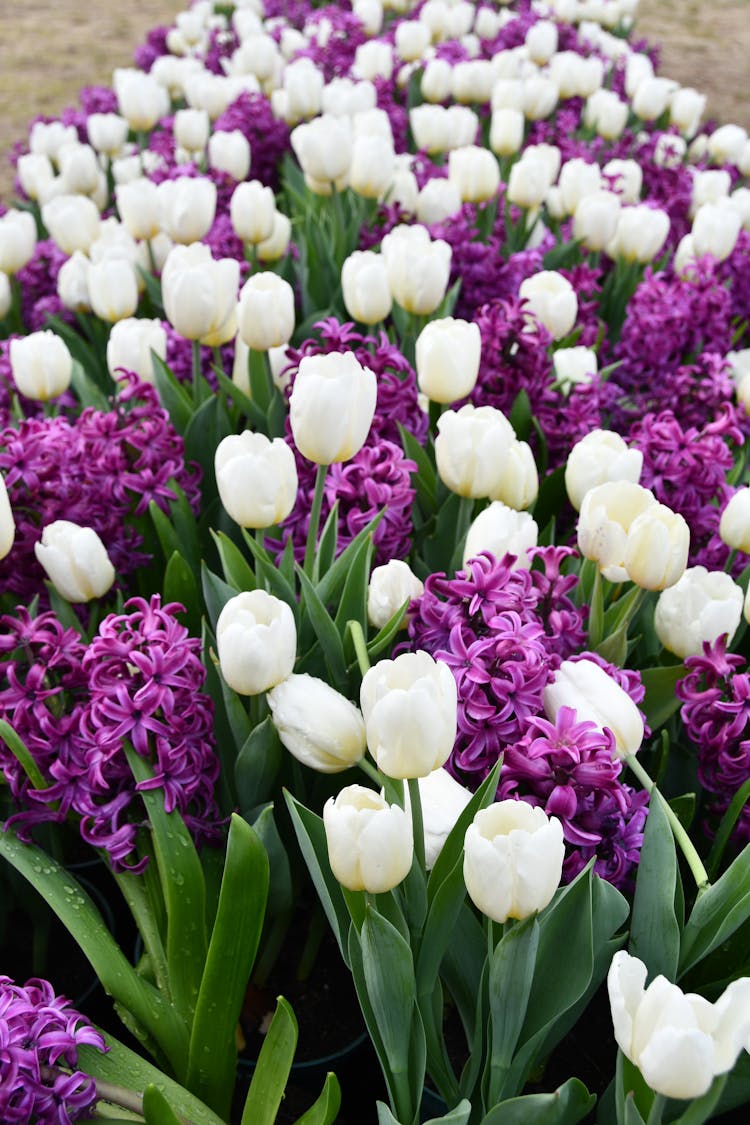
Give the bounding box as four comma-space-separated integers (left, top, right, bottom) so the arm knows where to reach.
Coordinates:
191, 339, 203, 405
350, 619, 371, 676
408, 777, 426, 873
625, 753, 710, 893
646, 1092, 666, 1125
303, 462, 329, 577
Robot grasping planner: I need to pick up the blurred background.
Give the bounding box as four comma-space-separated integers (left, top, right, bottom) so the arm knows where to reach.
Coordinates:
0, 0, 748, 201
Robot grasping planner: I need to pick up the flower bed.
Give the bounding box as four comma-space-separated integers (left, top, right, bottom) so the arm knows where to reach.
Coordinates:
1, 1, 750, 1123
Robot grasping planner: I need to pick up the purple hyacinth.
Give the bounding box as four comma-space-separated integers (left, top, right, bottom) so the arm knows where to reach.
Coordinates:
677, 638, 750, 847
498, 706, 649, 889
15, 239, 72, 333
0, 975, 107, 1124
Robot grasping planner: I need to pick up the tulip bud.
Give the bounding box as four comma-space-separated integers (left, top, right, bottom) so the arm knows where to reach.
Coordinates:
88, 258, 139, 323
632, 76, 676, 121
9, 331, 73, 401
267, 673, 366, 773
161, 243, 239, 343
395, 19, 431, 62
256, 212, 292, 263
173, 108, 210, 154
525, 19, 558, 65
215, 431, 298, 529
360, 651, 457, 779
157, 176, 217, 244
208, 130, 252, 181
692, 199, 742, 262
289, 351, 377, 465
558, 158, 602, 217
349, 134, 396, 199
416, 178, 462, 225
415, 317, 481, 404
603, 158, 642, 204
230, 180, 276, 245
609, 205, 670, 264
565, 430, 643, 512
584, 89, 628, 140
463, 501, 537, 569
216, 590, 297, 696
655, 566, 743, 659
448, 145, 500, 204
87, 112, 129, 157
608, 951, 750, 1100
34, 520, 115, 602
0, 473, 16, 560
435, 404, 516, 498
463, 801, 565, 923
577, 480, 659, 583
58, 142, 101, 196
573, 190, 621, 252
0, 210, 37, 275
290, 115, 352, 187
381, 224, 452, 316
106, 318, 166, 383
490, 439, 539, 510
719, 488, 750, 553
341, 250, 392, 325
114, 67, 170, 131
519, 271, 578, 340
16, 153, 55, 202
552, 347, 598, 396
522, 76, 559, 121
323, 785, 413, 893
42, 194, 101, 256
116, 179, 162, 242
489, 108, 525, 157
421, 57, 453, 103
623, 503, 690, 591
670, 86, 706, 138
507, 156, 551, 210
237, 272, 295, 351
367, 559, 424, 629
56, 251, 91, 314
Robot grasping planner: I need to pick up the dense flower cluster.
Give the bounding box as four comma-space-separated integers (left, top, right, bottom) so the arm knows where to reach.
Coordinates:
677, 639, 750, 846
0, 974, 106, 1124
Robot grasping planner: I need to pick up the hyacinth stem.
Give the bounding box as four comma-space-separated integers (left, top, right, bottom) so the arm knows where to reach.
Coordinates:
646, 1092, 666, 1125
625, 753, 710, 893
303, 462, 328, 577
408, 777, 426, 873
40, 1066, 145, 1117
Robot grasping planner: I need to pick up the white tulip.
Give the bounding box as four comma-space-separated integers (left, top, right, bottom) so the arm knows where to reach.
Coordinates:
584, 89, 628, 140
448, 145, 500, 204
323, 785, 413, 893
208, 130, 252, 181
507, 156, 551, 209
341, 251, 392, 325
42, 194, 100, 256
0, 210, 37, 275
416, 178, 463, 225
719, 488, 750, 554
367, 559, 424, 629
237, 272, 295, 351
88, 258, 139, 323
157, 176, 217, 244
416, 317, 481, 404
230, 180, 276, 245
34, 520, 115, 603
490, 440, 539, 510
360, 651, 457, 779
114, 68, 170, 131
161, 242, 239, 344
435, 404, 516, 499
116, 179, 162, 241
0, 473, 16, 560
9, 331, 73, 401
106, 318, 167, 383
692, 200, 742, 262
289, 351, 377, 464
489, 108, 525, 157
290, 114, 352, 187
463, 801, 564, 923
544, 658, 644, 758
349, 134, 396, 199
216, 590, 297, 695
381, 224, 452, 316
670, 86, 706, 138
565, 430, 642, 512
215, 431, 298, 529
268, 674, 366, 774
463, 501, 537, 569
603, 159, 642, 204
573, 191, 621, 252
519, 271, 578, 340
0, 272, 10, 319
58, 142, 101, 196
655, 567, 744, 659
558, 158, 603, 217
87, 113, 129, 157
553, 347, 598, 396
609, 205, 670, 263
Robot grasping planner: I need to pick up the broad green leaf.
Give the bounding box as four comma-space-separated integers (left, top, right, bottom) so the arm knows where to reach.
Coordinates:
78, 1029, 225, 1125
163, 552, 200, 633
314, 500, 339, 582
183, 394, 232, 503
640, 664, 686, 731
213, 365, 268, 432
423, 1098, 472, 1125
672, 1073, 729, 1125
333, 531, 373, 635
212, 530, 257, 593
252, 803, 294, 918
399, 423, 436, 512
587, 567, 604, 649
679, 844, 750, 977
707, 776, 750, 880
362, 907, 420, 1092
486, 916, 540, 1107
364, 601, 410, 662
440, 904, 486, 1040
0, 830, 189, 1077
152, 354, 193, 434
629, 790, 680, 981
242, 997, 297, 1125
188, 815, 270, 1118
314, 510, 384, 608
126, 749, 207, 1028
479, 1078, 596, 1125
296, 565, 347, 687
509, 389, 532, 442
0, 718, 47, 791
294, 1072, 343, 1125
149, 501, 181, 565
241, 528, 299, 616
200, 565, 239, 632
69, 356, 111, 409
284, 793, 352, 966
143, 1085, 183, 1125
235, 717, 284, 814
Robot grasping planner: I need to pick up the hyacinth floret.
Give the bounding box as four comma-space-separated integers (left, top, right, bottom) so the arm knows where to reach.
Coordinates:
498, 706, 648, 889
0, 975, 106, 1124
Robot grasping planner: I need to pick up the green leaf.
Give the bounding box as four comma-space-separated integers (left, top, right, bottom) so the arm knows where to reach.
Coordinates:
183, 394, 232, 504
314, 500, 339, 581
294, 1072, 343, 1125
149, 501, 181, 566
252, 803, 293, 917
629, 788, 681, 981
672, 1073, 729, 1125
0, 718, 47, 791
423, 1098, 472, 1125
200, 564, 239, 632
707, 776, 750, 880
362, 907, 418, 1078
587, 567, 604, 649
78, 1029, 225, 1125
0, 830, 189, 1077
532, 466, 567, 543
333, 531, 373, 636
163, 552, 200, 632
126, 748, 207, 1028
508, 389, 532, 442
479, 1078, 596, 1125
152, 354, 193, 434
188, 815, 270, 1119
486, 917, 540, 1107
640, 664, 686, 731
364, 601, 410, 662
313, 509, 384, 608
212, 530, 258, 593
69, 357, 111, 409
240, 528, 300, 616
213, 365, 268, 432
284, 793, 352, 966
242, 996, 297, 1125
437, 904, 485, 1044
143, 1084, 183, 1125
296, 565, 347, 687
679, 844, 750, 977
399, 423, 437, 512
235, 716, 285, 815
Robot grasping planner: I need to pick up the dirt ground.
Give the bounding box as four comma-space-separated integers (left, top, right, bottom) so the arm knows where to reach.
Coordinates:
0, 0, 749, 203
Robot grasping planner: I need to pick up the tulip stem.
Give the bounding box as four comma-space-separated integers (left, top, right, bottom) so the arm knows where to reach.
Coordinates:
191, 339, 203, 403
624, 753, 710, 893
349, 619, 371, 676
646, 1092, 666, 1125
303, 463, 328, 578
408, 777, 426, 873
358, 755, 383, 788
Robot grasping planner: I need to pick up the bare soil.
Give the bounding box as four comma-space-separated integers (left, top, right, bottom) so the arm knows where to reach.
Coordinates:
0, 1, 749, 203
